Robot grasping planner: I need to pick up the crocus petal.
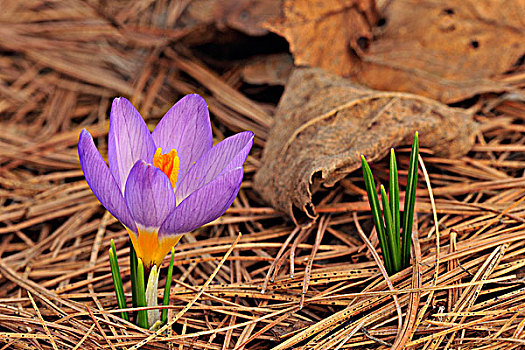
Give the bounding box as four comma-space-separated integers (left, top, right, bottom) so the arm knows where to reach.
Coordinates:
175, 131, 253, 203
78, 129, 137, 232
151, 94, 212, 179
124, 161, 176, 229
159, 167, 244, 236
108, 97, 156, 191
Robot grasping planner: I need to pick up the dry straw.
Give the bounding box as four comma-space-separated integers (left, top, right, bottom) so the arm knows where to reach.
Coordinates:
1, 0, 525, 349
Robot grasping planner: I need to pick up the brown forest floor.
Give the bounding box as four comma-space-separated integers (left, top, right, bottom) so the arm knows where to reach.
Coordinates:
1, 1, 525, 349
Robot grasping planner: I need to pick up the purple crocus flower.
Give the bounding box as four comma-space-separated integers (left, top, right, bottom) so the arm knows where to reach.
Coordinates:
79, 94, 253, 268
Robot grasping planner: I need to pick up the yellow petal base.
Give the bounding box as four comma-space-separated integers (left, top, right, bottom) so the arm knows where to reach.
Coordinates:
127, 226, 182, 268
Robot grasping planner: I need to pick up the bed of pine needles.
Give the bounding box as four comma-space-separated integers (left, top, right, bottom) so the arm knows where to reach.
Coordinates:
1, 1, 525, 349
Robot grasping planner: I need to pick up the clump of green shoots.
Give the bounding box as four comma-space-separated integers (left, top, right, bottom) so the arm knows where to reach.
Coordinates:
108, 241, 176, 329
361, 132, 419, 275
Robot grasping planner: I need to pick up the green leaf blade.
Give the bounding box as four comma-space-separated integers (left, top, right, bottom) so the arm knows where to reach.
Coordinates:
402, 132, 419, 268
389, 149, 400, 246
130, 242, 138, 310
161, 247, 176, 324
361, 155, 392, 275
381, 185, 401, 273
109, 240, 129, 321
136, 258, 149, 329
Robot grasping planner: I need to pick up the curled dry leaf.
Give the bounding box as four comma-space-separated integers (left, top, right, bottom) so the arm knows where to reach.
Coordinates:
253, 68, 478, 226
264, 0, 378, 77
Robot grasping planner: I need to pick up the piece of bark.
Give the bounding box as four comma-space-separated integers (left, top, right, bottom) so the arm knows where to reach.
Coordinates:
253, 68, 478, 226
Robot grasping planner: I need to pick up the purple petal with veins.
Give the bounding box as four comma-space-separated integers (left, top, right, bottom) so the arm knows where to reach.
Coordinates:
159, 167, 244, 236
78, 129, 137, 232
176, 131, 253, 203
108, 97, 156, 192
152, 94, 212, 181
124, 161, 176, 229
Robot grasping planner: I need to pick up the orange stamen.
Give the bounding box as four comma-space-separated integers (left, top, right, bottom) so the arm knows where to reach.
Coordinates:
152, 148, 179, 189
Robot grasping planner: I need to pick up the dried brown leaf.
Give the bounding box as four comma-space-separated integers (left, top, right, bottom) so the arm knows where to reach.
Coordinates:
264, 0, 379, 76
241, 53, 293, 86
253, 68, 478, 225
356, 0, 525, 102
266, 0, 525, 103
181, 0, 280, 36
